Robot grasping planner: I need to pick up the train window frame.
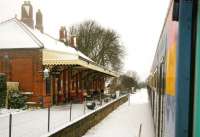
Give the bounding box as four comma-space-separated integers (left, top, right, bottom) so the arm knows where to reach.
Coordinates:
172, 0, 179, 21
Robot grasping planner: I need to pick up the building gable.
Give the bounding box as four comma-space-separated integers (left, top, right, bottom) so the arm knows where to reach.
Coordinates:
0, 18, 42, 49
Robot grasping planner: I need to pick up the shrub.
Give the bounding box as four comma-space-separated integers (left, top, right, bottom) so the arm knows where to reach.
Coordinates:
8, 90, 27, 109
0, 74, 7, 108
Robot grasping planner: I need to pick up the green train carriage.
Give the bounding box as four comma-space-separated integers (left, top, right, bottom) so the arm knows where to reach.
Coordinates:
147, 0, 200, 137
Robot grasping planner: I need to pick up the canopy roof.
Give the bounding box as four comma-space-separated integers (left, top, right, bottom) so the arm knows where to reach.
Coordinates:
0, 18, 118, 77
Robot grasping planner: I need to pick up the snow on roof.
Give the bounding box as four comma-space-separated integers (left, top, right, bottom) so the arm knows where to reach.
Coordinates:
0, 18, 41, 49
0, 18, 93, 62
0, 18, 118, 77
77, 51, 94, 62
24, 23, 76, 55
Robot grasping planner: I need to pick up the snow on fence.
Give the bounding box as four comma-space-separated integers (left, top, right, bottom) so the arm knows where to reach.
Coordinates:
42, 95, 128, 137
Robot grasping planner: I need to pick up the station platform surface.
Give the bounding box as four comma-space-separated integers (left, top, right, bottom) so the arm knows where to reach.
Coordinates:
83, 89, 155, 137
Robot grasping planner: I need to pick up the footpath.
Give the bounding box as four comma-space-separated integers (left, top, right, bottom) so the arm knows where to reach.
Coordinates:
83, 89, 155, 137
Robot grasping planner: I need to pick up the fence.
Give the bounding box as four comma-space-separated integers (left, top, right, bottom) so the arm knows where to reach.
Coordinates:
45, 95, 128, 137
0, 95, 128, 137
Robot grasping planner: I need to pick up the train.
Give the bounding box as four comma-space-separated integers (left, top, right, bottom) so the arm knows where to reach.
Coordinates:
147, 0, 200, 137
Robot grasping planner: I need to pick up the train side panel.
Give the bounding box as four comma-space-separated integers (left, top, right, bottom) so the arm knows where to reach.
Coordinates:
149, 1, 195, 137
164, 3, 178, 137
175, 1, 194, 137
148, 1, 178, 137
193, 1, 200, 137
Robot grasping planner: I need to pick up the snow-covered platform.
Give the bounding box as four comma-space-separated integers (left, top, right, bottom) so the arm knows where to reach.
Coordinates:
0, 103, 94, 137
0, 96, 125, 137
83, 89, 155, 137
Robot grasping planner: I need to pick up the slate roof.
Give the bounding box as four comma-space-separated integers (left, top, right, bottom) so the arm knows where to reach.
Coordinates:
0, 18, 118, 77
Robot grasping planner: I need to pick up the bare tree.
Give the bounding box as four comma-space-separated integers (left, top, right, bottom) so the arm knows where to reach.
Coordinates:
109, 71, 139, 93
69, 20, 125, 71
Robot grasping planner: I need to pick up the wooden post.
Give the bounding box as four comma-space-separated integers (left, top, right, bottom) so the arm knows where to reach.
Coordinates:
9, 113, 12, 137
76, 72, 79, 96
80, 71, 82, 90
55, 78, 58, 105
69, 101, 72, 121
63, 69, 66, 102
84, 97, 86, 114
68, 67, 72, 102
48, 107, 50, 132
100, 91, 102, 106
138, 124, 142, 137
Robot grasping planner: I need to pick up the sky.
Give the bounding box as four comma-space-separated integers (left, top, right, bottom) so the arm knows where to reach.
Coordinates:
0, 0, 170, 81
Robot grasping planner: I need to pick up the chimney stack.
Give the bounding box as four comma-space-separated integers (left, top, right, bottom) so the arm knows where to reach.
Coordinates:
35, 9, 44, 33
59, 27, 77, 48
70, 36, 77, 48
59, 26, 67, 42
21, 1, 34, 29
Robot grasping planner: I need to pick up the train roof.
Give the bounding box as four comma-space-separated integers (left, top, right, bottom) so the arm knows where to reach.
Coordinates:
150, 0, 174, 74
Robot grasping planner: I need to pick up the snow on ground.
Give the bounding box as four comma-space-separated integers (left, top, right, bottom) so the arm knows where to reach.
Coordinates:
0, 90, 154, 137
83, 89, 155, 137
0, 99, 114, 137
0, 108, 25, 116
0, 103, 96, 137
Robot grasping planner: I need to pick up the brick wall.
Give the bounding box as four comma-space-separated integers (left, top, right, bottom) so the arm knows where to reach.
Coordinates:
0, 49, 46, 104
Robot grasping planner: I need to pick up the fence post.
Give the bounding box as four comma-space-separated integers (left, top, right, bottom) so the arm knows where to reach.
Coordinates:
138, 124, 142, 137
100, 92, 102, 106
48, 106, 50, 132
84, 98, 86, 114
9, 113, 12, 137
70, 101, 72, 121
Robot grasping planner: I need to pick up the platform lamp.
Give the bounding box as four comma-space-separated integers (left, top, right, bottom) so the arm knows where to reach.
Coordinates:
43, 68, 50, 104
43, 68, 50, 79
43, 68, 51, 131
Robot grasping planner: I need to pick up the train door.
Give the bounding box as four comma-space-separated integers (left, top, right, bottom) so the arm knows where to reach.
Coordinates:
152, 87, 155, 116
153, 70, 157, 135
160, 61, 165, 137
155, 69, 160, 137
153, 75, 156, 121
193, 1, 200, 137
157, 64, 162, 137
155, 61, 165, 137
156, 65, 160, 137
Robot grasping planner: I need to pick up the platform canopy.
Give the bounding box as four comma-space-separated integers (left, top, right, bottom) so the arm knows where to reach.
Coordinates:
42, 49, 117, 76
0, 18, 118, 77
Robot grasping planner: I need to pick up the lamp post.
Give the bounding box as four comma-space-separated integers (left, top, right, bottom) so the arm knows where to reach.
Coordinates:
43, 68, 50, 132
43, 68, 49, 79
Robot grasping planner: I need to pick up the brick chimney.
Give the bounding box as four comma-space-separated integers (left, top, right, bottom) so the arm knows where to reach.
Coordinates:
35, 9, 43, 33
70, 36, 77, 48
59, 26, 67, 43
21, 1, 34, 29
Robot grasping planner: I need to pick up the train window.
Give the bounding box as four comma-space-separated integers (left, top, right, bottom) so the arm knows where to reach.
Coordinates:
162, 62, 166, 92
155, 72, 157, 89
157, 70, 160, 90
172, 1, 179, 21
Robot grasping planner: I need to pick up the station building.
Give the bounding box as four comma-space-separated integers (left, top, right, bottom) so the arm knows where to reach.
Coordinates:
0, 1, 117, 107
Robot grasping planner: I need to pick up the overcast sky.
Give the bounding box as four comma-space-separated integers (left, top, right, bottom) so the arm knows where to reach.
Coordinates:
0, 0, 170, 81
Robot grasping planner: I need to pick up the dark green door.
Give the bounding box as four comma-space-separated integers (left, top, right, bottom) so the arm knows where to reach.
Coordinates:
193, 1, 200, 137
